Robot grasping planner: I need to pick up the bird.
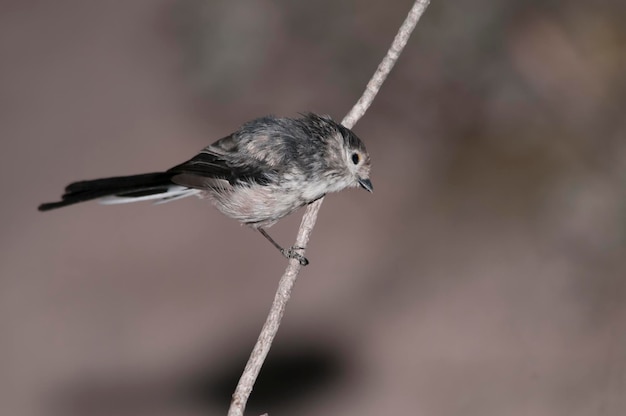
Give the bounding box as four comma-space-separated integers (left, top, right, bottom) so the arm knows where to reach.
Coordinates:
38, 113, 373, 265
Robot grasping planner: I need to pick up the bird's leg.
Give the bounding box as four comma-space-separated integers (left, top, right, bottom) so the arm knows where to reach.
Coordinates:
257, 228, 309, 266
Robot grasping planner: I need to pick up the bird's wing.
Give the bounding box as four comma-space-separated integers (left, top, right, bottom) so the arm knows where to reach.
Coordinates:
167, 140, 276, 190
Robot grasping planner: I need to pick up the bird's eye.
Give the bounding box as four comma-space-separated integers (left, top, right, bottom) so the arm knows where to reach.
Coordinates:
351, 153, 360, 165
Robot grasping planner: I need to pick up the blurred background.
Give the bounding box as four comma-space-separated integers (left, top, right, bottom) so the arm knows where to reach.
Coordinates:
1, 0, 625, 415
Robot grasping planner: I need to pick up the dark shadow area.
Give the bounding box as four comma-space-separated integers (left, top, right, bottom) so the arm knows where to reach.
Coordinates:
48, 340, 350, 416
180, 341, 349, 414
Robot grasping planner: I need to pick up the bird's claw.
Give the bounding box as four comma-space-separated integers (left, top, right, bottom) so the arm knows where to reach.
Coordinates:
281, 246, 309, 266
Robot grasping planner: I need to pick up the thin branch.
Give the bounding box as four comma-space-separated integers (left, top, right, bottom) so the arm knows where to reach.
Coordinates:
227, 1, 431, 415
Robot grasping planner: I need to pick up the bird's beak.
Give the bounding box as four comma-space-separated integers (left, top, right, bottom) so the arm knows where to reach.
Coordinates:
358, 178, 373, 193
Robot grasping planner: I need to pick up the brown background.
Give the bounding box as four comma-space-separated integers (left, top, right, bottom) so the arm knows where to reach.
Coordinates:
1, 1, 625, 415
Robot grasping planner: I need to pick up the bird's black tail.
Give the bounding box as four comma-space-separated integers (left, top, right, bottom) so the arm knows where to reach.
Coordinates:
38, 172, 177, 211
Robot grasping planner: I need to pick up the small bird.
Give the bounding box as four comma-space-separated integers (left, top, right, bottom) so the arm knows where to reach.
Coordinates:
39, 113, 373, 265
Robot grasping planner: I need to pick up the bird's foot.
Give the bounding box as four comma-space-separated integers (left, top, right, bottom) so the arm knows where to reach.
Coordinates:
281, 246, 309, 266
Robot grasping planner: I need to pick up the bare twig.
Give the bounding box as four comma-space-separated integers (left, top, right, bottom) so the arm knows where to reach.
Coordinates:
227, 1, 431, 415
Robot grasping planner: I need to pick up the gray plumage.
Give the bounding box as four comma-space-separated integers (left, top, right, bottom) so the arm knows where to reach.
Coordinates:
39, 113, 373, 264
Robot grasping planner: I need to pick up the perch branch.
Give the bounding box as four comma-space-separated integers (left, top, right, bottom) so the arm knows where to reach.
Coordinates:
227, 1, 431, 415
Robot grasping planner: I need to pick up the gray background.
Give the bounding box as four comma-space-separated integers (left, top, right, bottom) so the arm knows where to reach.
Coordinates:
2, 1, 625, 415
